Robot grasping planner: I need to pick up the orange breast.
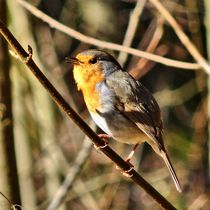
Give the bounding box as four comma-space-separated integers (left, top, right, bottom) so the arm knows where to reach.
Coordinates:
73, 63, 104, 113
83, 87, 100, 112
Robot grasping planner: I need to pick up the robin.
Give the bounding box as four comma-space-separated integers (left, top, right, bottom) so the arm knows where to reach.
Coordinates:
67, 49, 181, 192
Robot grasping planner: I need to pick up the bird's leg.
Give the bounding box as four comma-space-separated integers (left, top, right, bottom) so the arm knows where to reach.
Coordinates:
98, 133, 111, 140
94, 134, 111, 150
125, 143, 139, 164
98, 134, 111, 145
116, 144, 139, 178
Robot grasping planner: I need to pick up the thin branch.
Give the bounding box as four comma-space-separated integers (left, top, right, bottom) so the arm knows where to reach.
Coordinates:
118, 0, 147, 65
0, 192, 23, 210
0, 0, 21, 205
47, 139, 93, 210
154, 75, 203, 107
129, 16, 164, 79
0, 20, 178, 210
149, 0, 210, 74
16, 0, 200, 70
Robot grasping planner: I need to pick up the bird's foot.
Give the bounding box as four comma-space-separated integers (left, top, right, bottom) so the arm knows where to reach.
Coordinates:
94, 134, 110, 150
98, 133, 111, 139
116, 144, 139, 178
94, 142, 108, 150
116, 160, 134, 178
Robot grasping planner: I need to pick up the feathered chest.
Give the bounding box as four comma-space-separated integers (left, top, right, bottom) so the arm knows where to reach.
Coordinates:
83, 81, 117, 113
82, 86, 101, 112
73, 64, 105, 112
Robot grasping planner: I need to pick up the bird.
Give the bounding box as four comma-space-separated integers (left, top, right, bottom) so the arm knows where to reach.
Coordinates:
67, 49, 181, 192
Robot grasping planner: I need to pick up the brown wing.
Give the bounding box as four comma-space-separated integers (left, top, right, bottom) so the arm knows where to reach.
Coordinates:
106, 71, 182, 192
106, 70, 164, 150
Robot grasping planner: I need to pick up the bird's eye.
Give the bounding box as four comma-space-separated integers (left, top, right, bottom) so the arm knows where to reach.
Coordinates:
89, 57, 98, 64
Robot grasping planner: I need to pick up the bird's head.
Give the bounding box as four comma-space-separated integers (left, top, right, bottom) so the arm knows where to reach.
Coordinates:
67, 49, 122, 90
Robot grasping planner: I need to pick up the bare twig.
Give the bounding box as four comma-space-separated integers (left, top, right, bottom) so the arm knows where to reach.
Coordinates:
118, 0, 147, 65
149, 0, 210, 74
129, 16, 164, 79
0, 192, 23, 210
154, 74, 203, 107
67, 172, 120, 201
188, 194, 208, 210
72, 180, 101, 210
47, 139, 93, 210
0, 0, 21, 205
16, 0, 200, 70
0, 20, 178, 210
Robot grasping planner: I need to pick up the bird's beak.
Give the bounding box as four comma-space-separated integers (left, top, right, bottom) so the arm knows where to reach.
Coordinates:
65, 57, 83, 65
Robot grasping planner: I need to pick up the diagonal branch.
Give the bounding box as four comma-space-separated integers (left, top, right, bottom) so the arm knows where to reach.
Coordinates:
149, 0, 210, 74
0, 20, 178, 210
16, 0, 200, 70
118, 0, 147, 66
47, 139, 93, 210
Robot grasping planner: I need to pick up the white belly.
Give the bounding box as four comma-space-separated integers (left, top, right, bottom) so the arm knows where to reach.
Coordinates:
89, 111, 112, 136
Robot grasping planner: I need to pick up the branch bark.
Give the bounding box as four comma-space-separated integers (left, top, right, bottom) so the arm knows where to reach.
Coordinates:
16, 0, 200, 71
149, 0, 210, 74
0, 1, 21, 206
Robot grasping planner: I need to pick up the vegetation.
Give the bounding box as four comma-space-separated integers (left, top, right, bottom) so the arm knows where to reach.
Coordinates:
0, 0, 209, 209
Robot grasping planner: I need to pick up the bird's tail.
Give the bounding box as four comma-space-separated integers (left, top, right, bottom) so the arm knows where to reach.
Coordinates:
160, 150, 182, 192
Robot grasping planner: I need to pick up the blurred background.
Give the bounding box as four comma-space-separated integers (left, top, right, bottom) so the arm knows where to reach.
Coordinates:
0, 0, 209, 209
